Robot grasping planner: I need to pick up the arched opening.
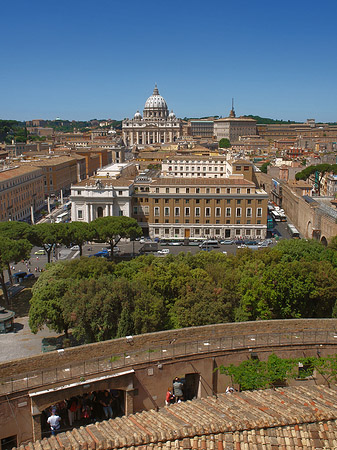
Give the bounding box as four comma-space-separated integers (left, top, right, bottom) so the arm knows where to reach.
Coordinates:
97, 207, 103, 218
321, 236, 328, 246
41, 389, 125, 438
306, 221, 313, 239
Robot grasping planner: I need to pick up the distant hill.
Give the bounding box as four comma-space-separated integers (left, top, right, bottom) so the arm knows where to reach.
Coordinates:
244, 115, 299, 124
44, 119, 122, 132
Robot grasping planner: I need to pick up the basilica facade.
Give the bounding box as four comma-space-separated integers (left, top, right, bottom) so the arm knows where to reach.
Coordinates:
122, 85, 182, 147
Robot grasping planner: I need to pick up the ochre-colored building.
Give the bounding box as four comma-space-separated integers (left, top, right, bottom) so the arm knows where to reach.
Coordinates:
25, 156, 78, 197
133, 176, 268, 240
0, 165, 44, 221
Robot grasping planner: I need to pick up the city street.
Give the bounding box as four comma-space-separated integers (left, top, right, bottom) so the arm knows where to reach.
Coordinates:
2, 219, 291, 294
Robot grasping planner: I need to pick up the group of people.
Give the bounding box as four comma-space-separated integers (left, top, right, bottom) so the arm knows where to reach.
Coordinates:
165, 377, 185, 405
44, 390, 124, 436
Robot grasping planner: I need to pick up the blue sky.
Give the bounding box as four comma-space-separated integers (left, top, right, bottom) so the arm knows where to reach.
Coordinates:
1, 0, 337, 122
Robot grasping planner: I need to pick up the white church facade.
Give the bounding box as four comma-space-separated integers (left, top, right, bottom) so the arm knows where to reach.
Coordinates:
122, 85, 182, 147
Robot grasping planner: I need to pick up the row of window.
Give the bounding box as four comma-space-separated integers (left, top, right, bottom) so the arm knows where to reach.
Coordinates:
137, 198, 263, 205
153, 207, 263, 217
154, 228, 262, 236
0, 173, 41, 190
168, 165, 227, 172
154, 187, 253, 194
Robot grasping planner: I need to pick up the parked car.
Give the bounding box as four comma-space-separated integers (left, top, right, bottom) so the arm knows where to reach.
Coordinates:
220, 239, 234, 245
158, 248, 170, 255
24, 273, 35, 279
92, 250, 109, 258
34, 249, 46, 255
13, 271, 27, 280
140, 237, 152, 244
188, 241, 202, 246
139, 242, 159, 253
199, 240, 220, 248
70, 245, 80, 251
167, 241, 183, 246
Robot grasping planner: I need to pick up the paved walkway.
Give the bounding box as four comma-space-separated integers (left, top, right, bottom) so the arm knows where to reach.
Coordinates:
0, 316, 61, 363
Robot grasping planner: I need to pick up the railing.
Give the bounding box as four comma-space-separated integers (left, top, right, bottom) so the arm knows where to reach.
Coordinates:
1, 329, 336, 396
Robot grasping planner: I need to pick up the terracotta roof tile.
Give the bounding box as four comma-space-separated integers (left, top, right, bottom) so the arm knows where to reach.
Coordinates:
17, 386, 337, 450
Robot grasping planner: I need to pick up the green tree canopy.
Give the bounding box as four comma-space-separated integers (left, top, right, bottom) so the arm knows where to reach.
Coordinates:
0, 236, 31, 304
260, 162, 270, 174
62, 222, 94, 256
27, 237, 337, 344
219, 138, 231, 148
219, 354, 300, 390
0, 221, 32, 286
28, 223, 66, 263
295, 164, 337, 195
29, 265, 72, 336
91, 216, 142, 254
63, 276, 130, 343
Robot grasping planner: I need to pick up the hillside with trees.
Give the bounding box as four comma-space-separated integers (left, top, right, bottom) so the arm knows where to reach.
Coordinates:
244, 115, 298, 124
0, 120, 27, 143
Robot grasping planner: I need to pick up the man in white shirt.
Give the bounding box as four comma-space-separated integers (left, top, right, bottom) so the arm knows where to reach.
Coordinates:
47, 409, 61, 435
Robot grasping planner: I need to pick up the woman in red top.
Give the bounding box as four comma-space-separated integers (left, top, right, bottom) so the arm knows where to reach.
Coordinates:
165, 387, 174, 406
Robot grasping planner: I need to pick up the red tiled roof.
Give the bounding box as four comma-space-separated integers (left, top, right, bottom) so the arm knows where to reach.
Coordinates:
17, 385, 337, 450
0, 165, 42, 180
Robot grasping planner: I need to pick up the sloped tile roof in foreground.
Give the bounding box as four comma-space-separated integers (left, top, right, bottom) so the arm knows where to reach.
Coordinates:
18, 385, 337, 450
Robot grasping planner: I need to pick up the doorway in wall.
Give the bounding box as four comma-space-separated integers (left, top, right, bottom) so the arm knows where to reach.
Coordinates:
1, 436, 17, 450
183, 373, 200, 400
40, 389, 125, 438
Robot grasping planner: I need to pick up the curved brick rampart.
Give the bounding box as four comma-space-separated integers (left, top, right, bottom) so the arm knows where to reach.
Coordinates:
1, 318, 337, 381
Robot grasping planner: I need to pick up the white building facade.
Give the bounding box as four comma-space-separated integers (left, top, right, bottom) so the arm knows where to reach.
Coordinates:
161, 156, 232, 178
70, 178, 134, 223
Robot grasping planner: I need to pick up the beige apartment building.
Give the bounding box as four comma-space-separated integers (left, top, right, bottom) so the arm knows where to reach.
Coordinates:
132, 177, 268, 240
0, 165, 44, 221
214, 117, 257, 143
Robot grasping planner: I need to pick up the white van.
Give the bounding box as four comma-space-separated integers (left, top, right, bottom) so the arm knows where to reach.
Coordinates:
199, 240, 220, 248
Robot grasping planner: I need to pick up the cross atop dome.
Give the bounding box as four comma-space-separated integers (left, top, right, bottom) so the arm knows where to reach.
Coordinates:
153, 84, 159, 95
